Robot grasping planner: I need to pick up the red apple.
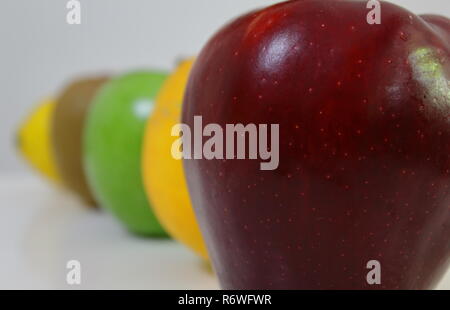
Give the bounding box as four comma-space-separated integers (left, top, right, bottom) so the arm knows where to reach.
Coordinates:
182, 0, 450, 289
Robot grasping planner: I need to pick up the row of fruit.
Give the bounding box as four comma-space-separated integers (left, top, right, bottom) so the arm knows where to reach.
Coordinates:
17, 59, 208, 260
15, 0, 450, 289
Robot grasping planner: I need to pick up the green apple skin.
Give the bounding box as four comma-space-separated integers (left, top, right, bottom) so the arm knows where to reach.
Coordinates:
84, 71, 168, 237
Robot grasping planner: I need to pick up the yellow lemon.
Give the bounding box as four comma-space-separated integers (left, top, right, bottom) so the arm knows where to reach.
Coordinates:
143, 59, 208, 259
17, 98, 60, 183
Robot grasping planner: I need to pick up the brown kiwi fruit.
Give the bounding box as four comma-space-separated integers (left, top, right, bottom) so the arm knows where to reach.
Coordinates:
52, 77, 109, 207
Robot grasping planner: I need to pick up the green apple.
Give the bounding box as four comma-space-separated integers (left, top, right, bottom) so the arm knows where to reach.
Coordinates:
84, 71, 168, 236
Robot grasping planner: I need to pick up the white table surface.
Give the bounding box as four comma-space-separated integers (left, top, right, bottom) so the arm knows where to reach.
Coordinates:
0, 174, 448, 290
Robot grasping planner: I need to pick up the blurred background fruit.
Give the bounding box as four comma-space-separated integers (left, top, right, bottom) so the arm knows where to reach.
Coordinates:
84, 71, 169, 236
16, 98, 60, 183
143, 59, 208, 259
52, 77, 109, 207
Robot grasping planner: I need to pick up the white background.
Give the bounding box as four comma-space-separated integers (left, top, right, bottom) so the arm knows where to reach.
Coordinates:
0, 0, 449, 174
0, 0, 449, 290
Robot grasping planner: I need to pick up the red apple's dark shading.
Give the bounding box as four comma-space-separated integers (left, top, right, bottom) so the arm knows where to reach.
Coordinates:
182, 0, 450, 289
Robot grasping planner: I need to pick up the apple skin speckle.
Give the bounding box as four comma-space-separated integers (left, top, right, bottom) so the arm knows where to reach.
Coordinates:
182, 0, 450, 289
